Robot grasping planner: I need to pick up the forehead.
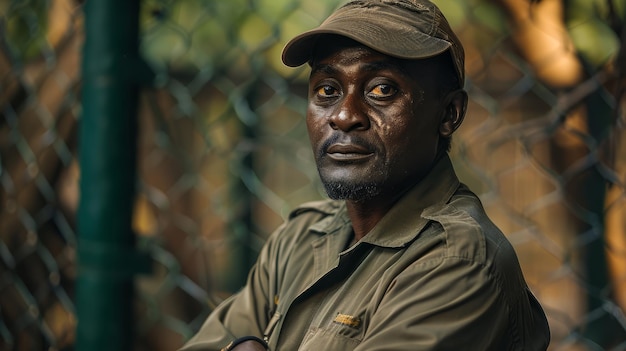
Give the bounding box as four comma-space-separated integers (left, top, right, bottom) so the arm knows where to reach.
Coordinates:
309, 35, 439, 78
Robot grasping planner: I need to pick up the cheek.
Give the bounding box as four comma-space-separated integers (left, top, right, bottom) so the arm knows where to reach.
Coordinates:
305, 109, 324, 144
376, 108, 414, 140
374, 117, 395, 136
369, 105, 405, 136
307, 103, 324, 123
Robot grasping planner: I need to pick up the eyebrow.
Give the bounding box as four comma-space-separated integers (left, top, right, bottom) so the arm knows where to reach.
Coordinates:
310, 63, 338, 77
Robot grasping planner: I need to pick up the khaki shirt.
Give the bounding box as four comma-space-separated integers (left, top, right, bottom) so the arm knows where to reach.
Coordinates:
181, 155, 550, 350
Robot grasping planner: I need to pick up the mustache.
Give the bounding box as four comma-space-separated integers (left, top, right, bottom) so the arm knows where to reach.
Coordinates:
318, 133, 378, 158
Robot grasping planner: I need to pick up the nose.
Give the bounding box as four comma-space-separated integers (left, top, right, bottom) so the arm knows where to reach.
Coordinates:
329, 93, 370, 132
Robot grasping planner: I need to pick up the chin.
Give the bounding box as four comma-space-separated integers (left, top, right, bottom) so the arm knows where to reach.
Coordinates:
322, 180, 382, 201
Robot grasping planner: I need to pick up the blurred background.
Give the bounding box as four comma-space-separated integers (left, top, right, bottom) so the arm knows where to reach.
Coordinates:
1, 0, 625, 350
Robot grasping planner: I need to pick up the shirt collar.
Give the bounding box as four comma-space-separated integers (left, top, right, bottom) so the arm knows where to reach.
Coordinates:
309, 154, 460, 248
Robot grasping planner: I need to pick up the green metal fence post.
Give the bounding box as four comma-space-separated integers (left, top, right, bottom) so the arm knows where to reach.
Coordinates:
76, 0, 143, 350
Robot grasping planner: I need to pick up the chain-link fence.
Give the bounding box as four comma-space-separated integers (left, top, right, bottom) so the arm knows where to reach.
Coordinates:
1, 0, 625, 350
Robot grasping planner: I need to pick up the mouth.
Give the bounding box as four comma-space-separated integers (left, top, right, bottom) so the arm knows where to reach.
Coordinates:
326, 143, 374, 162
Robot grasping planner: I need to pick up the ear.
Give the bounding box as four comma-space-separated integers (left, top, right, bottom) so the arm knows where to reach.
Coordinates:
439, 89, 468, 137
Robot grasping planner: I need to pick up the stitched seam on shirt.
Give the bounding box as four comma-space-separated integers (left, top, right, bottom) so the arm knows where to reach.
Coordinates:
445, 203, 487, 264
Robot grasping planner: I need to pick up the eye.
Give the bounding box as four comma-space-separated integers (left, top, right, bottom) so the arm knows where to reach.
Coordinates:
316, 85, 339, 97
368, 84, 397, 98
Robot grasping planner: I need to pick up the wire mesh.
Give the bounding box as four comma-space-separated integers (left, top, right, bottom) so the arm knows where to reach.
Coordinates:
1, 0, 625, 350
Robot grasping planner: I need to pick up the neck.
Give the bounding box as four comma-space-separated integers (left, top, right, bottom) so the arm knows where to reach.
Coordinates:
345, 190, 404, 241
344, 152, 447, 241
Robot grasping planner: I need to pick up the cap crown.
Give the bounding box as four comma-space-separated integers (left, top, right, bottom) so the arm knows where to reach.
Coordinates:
282, 0, 465, 86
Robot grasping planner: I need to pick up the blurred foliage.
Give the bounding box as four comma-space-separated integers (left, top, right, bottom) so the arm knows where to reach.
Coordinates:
566, 0, 625, 67
4, 0, 621, 74
2, 0, 50, 61
139, 0, 343, 79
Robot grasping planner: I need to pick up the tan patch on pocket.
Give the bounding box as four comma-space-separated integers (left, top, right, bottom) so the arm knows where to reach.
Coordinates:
333, 313, 361, 328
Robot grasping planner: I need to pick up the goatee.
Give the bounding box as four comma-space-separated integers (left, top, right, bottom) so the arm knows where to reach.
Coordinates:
321, 179, 382, 201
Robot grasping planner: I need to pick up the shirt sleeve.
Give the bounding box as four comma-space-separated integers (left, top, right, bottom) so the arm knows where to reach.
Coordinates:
178, 225, 283, 351
354, 256, 511, 351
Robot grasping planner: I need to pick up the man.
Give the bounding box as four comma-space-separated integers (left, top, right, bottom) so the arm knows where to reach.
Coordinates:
181, 0, 550, 350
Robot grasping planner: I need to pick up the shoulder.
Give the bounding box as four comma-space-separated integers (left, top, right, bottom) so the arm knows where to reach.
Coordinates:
266, 199, 342, 246
262, 199, 343, 266
288, 199, 342, 219
420, 184, 532, 304
283, 199, 343, 233
420, 184, 516, 268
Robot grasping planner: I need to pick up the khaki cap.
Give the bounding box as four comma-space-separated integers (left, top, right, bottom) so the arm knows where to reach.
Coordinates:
282, 0, 465, 86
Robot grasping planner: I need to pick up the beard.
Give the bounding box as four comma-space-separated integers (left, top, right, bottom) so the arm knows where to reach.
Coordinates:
321, 179, 383, 201
318, 160, 390, 201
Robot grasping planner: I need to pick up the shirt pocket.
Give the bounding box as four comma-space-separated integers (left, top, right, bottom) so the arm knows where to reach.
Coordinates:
298, 326, 362, 351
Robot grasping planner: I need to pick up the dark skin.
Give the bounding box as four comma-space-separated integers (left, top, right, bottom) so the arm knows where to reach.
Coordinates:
231, 38, 468, 351
307, 38, 467, 241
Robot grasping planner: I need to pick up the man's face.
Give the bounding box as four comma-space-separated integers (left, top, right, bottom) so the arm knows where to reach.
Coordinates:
307, 39, 447, 201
